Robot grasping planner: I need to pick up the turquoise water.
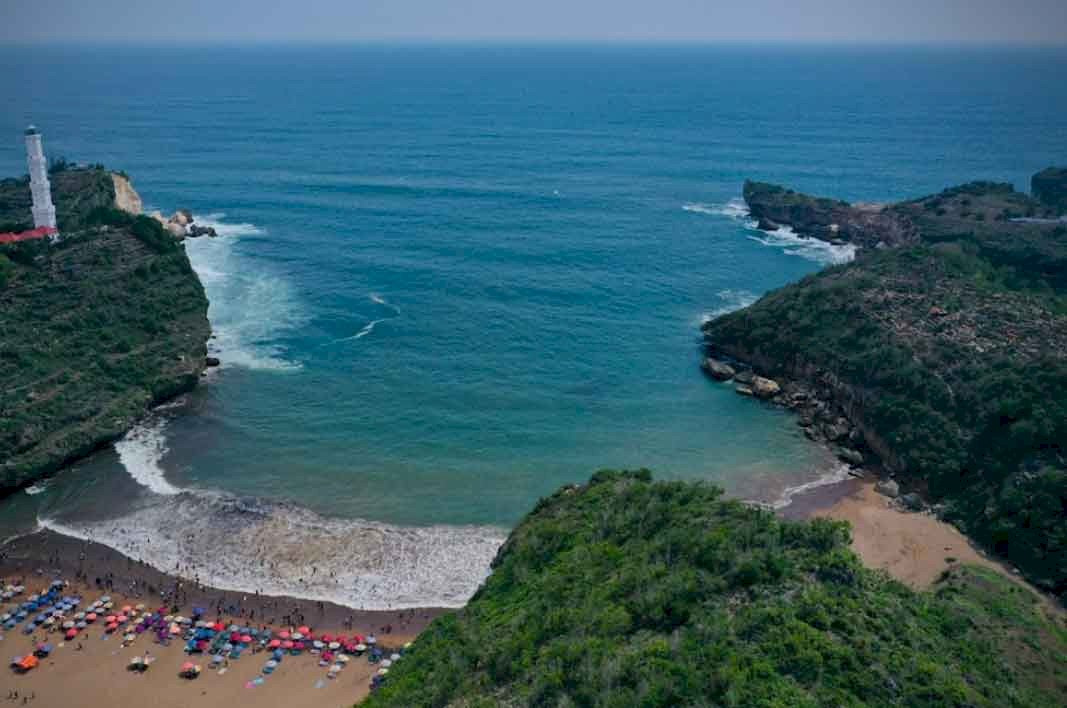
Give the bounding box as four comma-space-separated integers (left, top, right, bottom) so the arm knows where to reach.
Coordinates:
2, 45, 1066, 607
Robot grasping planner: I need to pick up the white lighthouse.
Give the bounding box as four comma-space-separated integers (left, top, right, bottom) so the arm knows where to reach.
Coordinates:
24, 125, 57, 230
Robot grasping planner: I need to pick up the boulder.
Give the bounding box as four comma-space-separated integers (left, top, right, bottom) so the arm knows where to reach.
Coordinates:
205, 356, 221, 368
837, 447, 864, 466
169, 210, 191, 227
733, 370, 755, 385
751, 376, 781, 399
700, 357, 736, 381
899, 493, 925, 511
875, 478, 900, 499
187, 225, 218, 238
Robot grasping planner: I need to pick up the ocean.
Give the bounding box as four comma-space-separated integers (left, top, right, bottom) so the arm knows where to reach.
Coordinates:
1, 44, 1065, 608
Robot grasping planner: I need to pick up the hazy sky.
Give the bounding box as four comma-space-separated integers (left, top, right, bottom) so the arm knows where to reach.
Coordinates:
3, 0, 1066, 43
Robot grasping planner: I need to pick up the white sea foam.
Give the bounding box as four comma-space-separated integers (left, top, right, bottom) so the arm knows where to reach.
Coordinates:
329, 294, 400, 344
766, 463, 855, 510
183, 214, 305, 372
701, 288, 759, 324
747, 225, 856, 266
39, 494, 507, 610
24, 480, 51, 496
685, 198, 856, 266
114, 419, 183, 496
683, 198, 750, 220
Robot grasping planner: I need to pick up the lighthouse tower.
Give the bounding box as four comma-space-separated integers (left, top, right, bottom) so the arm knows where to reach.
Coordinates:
24, 125, 57, 230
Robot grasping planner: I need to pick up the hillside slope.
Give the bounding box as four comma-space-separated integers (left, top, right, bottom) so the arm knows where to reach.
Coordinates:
0, 168, 210, 492
365, 471, 1067, 707
703, 174, 1067, 600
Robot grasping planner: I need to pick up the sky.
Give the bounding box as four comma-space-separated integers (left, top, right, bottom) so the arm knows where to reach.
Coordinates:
2, 0, 1066, 44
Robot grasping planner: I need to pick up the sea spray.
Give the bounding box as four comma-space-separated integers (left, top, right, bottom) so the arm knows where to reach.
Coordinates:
184, 214, 306, 371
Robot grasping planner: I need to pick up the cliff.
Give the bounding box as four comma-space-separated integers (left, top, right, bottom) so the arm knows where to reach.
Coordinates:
364, 471, 1066, 707
704, 172, 1067, 600
743, 180, 919, 249
0, 167, 210, 493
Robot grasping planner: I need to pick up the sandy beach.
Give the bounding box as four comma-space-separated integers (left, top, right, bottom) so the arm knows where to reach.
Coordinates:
0, 531, 446, 707
786, 477, 1063, 618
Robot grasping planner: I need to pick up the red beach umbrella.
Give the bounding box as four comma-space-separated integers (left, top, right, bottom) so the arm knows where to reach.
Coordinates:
65, 629, 77, 640
240, 634, 252, 643
278, 630, 291, 640
281, 640, 294, 650
268, 639, 281, 648
213, 622, 224, 632
297, 626, 310, 635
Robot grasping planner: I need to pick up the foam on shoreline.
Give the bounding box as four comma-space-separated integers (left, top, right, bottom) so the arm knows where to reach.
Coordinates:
38, 492, 506, 611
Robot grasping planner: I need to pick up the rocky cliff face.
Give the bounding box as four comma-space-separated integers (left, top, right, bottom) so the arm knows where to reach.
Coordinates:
111, 173, 143, 215
0, 168, 210, 493
704, 174, 1067, 599
743, 180, 919, 249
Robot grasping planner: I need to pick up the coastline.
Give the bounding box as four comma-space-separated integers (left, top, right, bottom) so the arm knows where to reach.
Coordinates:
0, 530, 448, 706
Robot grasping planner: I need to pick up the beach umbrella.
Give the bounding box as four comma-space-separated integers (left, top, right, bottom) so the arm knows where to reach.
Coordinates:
240, 634, 252, 644
312, 640, 324, 650
265, 659, 278, 669
105, 615, 116, 623
65, 629, 77, 640
86, 612, 97, 622
117, 614, 128, 623
124, 633, 135, 642
377, 668, 388, 676
272, 649, 284, 660
278, 630, 291, 640
329, 642, 341, 651
297, 625, 310, 634
330, 663, 342, 672
338, 654, 351, 664
381, 659, 392, 668
281, 640, 294, 650
213, 622, 225, 632
122, 605, 132, 613
210, 654, 224, 665
293, 641, 305, 652
74, 612, 85, 620
354, 644, 367, 653
268, 639, 281, 649
106, 623, 118, 633
76, 621, 87, 629
135, 604, 145, 612
100, 596, 110, 603
62, 620, 75, 629
390, 653, 401, 662
292, 632, 303, 641
367, 635, 377, 645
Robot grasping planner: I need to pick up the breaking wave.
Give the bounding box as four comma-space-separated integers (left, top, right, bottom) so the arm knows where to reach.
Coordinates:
114, 419, 183, 496
38, 494, 506, 610
747, 226, 856, 266
328, 294, 401, 345
766, 463, 855, 510
700, 289, 759, 324
684, 198, 856, 266
184, 213, 306, 372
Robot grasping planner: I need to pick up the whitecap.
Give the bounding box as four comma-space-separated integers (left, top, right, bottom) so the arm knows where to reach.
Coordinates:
114, 419, 183, 496
683, 198, 750, 220
39, 493, 507, 610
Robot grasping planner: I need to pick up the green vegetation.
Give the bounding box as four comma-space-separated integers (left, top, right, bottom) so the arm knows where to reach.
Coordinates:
704, 178, 1067, 600
366, 471, 1067, 707
0, 166, 209, 491
0, 166, 117, 232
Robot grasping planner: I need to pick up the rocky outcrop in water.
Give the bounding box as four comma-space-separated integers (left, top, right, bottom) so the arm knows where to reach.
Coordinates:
704, 171, 1067, 599
743, 180, 919, 250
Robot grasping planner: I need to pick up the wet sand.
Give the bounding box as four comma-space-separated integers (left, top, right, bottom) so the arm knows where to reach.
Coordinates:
0, 530, 447, 707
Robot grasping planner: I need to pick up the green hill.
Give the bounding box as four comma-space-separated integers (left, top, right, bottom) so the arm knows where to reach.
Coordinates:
704, 174, 1067, 600
0, 167, 210, 492
365, 471, 1067, 707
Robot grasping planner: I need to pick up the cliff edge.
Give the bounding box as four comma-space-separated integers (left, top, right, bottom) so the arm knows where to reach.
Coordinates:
0, 166, 210, 493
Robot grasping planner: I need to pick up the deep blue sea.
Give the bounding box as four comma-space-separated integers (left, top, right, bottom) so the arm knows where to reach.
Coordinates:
1, 45, 1065, 607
